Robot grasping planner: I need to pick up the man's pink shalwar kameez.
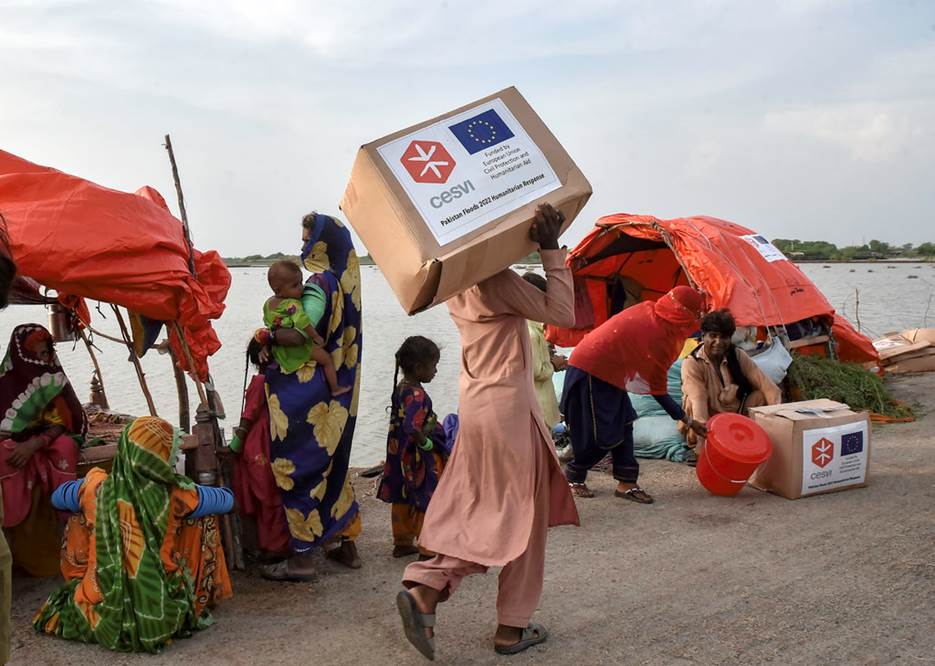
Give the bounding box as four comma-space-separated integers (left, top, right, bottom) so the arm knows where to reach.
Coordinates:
403, 249, 579, 628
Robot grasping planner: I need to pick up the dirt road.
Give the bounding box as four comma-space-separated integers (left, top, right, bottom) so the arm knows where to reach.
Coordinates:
8, 375, 935, 664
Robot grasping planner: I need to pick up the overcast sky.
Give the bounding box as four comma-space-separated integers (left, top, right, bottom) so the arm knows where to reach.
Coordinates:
2, 0, 933, 256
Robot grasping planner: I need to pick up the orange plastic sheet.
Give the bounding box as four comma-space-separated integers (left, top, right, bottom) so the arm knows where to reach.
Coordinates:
0, 149, 230, 379
547, 213, 878, 364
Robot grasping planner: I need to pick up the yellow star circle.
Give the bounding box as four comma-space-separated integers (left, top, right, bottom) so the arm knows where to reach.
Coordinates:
466, 119, 497, 145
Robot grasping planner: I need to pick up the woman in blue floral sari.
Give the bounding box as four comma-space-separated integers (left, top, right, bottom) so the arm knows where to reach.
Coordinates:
259, 213, 362, 580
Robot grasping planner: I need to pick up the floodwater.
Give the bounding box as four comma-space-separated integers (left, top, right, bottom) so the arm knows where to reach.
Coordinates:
1, 262, 932, 465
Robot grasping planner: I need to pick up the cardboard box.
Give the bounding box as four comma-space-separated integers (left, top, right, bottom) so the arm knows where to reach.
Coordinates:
886, 354, 935, 374
871, 331, 935, 373
340, 87, 592, 314
901, 328, 935, 346
749, 399, 870, 499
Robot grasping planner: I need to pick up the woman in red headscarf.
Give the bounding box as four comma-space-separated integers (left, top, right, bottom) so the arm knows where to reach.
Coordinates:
0, 324, 85, 576
561, 286, 709, 503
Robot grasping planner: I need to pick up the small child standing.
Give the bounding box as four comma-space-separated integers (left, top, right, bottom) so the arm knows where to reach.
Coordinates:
378, 336, 456, 559
262, 260, 350, 396
229, 338, 290, 557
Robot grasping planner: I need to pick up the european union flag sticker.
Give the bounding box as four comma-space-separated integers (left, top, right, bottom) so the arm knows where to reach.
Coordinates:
449, 109, 515, 155
841, 431, 864, 456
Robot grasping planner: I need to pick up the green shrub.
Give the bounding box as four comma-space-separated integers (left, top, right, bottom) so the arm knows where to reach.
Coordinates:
786, 355, 913, 419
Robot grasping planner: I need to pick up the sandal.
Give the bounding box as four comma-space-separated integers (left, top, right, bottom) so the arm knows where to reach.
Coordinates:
494, 623, 549, 655
359, 463, 384, 478
260, 560, 317, 583
397, 590, 436, 661
615, 486, 654, 504
568, 482, 594, 498
683, 449, 698, 466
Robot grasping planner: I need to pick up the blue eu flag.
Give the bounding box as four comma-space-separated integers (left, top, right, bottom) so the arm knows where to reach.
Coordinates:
448, 109, 515, 155
841, 431, 864, 456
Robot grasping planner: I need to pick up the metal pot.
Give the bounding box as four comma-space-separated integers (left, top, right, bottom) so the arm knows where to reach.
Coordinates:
48, 303, 76, 342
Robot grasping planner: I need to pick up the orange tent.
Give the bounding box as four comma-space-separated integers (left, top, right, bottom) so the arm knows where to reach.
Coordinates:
547, 213, 878, 364
0, 149, 230, 379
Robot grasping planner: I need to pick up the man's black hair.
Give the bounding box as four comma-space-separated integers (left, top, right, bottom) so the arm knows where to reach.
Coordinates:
700, 309, 736, 338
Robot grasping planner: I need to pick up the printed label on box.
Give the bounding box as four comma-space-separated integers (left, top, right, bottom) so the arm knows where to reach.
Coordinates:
740, 234, 787, 263
801, 421, 868, 495
377, 97, 560, 246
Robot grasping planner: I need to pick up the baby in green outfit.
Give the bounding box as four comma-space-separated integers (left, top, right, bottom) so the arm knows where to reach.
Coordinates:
264, 261, 350, 396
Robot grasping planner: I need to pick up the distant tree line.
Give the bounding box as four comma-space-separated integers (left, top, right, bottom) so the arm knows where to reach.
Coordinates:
772, 239, 935, 261
223, 252, 376, 265
225, 243, 935, 267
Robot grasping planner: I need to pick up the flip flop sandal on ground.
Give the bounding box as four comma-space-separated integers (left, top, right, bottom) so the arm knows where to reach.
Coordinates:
615, 486, 655, 504
359, 463, 384, 478
494, 623, 549, 655
683, 449, 698, 466
260, 561, 317, 583
568, 482, 595, 498
397, 590, 436, 661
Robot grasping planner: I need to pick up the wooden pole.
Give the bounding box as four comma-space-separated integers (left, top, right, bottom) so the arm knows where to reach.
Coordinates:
163, 134, 196, 277
167, 345, 191, 434
854, 288, 862, 333
78, 327, 109, 408
171, 321, 208, 406
163, 135, 242, 568
111, 305, 158, 417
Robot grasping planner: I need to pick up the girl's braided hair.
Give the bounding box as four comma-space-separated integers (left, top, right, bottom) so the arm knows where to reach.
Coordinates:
389, 336, 440, 415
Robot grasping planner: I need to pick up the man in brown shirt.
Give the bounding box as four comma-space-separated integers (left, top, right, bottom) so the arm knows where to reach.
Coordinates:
680, 309, 782, 448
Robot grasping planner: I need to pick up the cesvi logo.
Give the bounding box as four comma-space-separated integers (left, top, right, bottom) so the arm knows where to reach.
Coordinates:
811, 438, 834, 468
400, 141, 456, 184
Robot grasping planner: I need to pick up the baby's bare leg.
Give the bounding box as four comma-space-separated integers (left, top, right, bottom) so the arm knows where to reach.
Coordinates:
311, 346, 351, 396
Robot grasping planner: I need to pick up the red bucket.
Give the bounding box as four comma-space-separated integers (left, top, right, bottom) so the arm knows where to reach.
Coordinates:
696, 413, 772, 497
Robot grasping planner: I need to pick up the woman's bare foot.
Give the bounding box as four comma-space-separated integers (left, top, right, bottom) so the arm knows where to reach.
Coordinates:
286, 552, 316, 574
261, 553, 317, 581
325, 539, 362, 568
393, 544, 420, 558
331, 385, 353, 397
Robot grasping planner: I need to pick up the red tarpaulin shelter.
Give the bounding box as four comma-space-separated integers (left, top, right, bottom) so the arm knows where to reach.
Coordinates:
547, 213, 877, 364
0, 149, 231, 379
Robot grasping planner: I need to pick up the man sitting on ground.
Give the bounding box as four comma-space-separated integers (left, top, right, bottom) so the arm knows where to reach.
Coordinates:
680, 309, 782, 449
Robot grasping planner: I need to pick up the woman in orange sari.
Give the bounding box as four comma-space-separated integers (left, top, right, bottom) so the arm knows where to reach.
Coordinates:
34, 416, 233, 653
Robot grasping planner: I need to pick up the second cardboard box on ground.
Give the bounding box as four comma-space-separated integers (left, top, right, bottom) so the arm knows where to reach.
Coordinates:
749, 399, 871, 500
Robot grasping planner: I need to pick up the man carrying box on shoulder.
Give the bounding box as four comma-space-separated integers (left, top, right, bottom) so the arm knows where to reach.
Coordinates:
396, 203, 579, 661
